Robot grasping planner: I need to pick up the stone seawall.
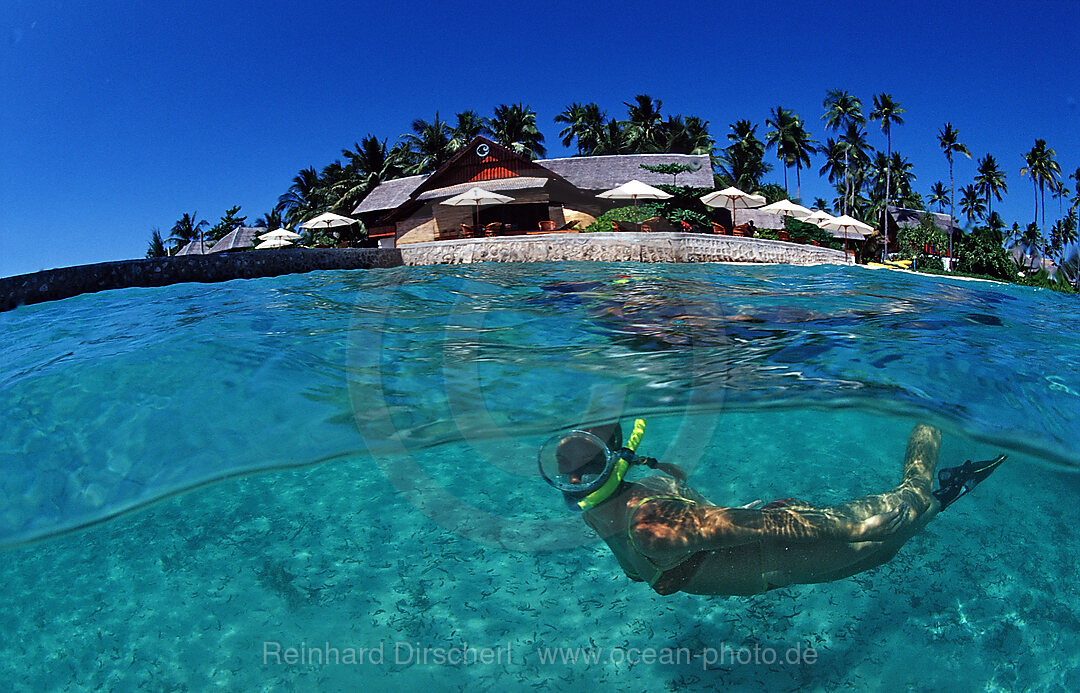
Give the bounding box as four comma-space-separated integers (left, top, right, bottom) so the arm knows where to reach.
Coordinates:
397, 232, 850, 267
1, 233, 850, 311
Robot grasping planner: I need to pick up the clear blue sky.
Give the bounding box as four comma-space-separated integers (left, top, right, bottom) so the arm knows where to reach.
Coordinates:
2, 0, 1077, 277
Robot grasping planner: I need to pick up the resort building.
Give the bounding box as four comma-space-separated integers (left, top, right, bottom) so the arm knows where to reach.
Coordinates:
354, 136, 712, 247
885, 205, 961, 248
209, 226, 264, 253
175, 240, 214, 255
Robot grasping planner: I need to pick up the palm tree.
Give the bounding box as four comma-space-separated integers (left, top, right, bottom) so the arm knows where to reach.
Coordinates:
813, 197, 830, 211
276, 167, 322, 226
822, 89, 865, 215
490, 103, 546, 159
929, 181, 950, 212
343, 135, 407, 189
764, 106, 797, 192
168, 212, 208, 251
1059, 211, 1079, 252
1020, 139, 1061, 229
975, 154, 1008, 220
959, 184, 986, 224
787, 118, 818, 200
1050, 178, 1067, 230
255, 208, 285, 230
146, 228, 167, 258
718, 119, 770, 191
403, 113, 454, 174
819, 138, 846, 188
315, 160, 366, 214
1020, 222, 1044, 266
937, 123, 971, 250
663, 115, 714, 155
869, 93, 905, 259
866, 150, 892, 221
841, 123, 871, 213
593, 120, 629, 155
889, 152, 917, 207
555, 103, 607, 154
449, 110, 492, 152
622, 94, 666, 153
1071, 166, 1080, 212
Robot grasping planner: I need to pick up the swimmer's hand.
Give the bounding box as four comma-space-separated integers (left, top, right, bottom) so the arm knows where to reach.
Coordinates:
739, 500, 764, 510
852, 503, 910, 541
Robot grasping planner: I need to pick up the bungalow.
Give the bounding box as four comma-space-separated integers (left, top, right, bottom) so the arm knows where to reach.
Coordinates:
354, 136, 713, 247
175, 240, 214, 255
209, 226, 264, 253
886, 205, 961, 249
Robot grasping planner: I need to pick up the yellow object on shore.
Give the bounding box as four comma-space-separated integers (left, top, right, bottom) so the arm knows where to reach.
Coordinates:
866, 259, 913, 270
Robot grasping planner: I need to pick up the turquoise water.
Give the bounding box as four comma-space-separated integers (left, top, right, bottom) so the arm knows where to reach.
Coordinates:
2, 262, 1079, 691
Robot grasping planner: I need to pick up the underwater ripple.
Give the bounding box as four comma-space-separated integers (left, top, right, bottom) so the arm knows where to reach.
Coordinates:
1, 261, 1078, 547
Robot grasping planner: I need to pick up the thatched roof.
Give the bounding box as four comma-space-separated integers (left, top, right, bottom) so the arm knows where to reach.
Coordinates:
209, 226, 263, 253
539, 153, 713, 190
1009, 245, 1057, 273
353, 153, 713, 215
175, 240, 213, 255
354, 174, 427, 214
886, 205, 961, 235
725, 208, 787, 230
416, 177, 550, 201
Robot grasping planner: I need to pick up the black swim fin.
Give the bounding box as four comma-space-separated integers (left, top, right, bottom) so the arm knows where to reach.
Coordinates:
932, 454, 1007, 511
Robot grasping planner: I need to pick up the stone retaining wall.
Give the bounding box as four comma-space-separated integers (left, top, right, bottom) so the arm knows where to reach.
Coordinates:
1, 233, 850, 311
397, 232, 849, 267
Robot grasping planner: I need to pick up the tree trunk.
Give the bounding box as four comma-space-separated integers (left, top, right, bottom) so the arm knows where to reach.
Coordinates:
1041, 182, 1046, 230
844, 148, 850, 216
883, 130, 891, 262
949, 156, 955, 269
1034, 181, 1039, 227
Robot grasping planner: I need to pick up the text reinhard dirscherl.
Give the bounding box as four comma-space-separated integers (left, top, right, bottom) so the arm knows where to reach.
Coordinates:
262, 641, 818, 670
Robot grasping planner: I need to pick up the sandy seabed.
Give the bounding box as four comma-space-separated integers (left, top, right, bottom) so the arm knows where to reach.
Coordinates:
2, 415, 1078, 693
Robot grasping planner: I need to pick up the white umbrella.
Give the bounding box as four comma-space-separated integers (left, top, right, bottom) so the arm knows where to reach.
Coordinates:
759, 199, 812, 219
300, 212, 358, 230
440, 186, 515, 231
700, 186, 766, 228
255, 238, 294, 249
803, 210, 836, 226
819, 213, 875, 252
597, 179, 672, 221
259, 228, 302, 241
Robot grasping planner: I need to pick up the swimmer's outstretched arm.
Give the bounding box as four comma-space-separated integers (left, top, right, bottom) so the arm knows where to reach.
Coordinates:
633, 502, 906, 564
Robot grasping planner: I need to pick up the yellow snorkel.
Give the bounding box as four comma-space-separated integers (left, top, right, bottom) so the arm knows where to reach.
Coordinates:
575, 419, 648, 511
538, 418, 686, 511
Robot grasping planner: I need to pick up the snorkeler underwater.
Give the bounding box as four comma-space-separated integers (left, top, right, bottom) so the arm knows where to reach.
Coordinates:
540, 419, 1006, 596
3, 262, 1077, 691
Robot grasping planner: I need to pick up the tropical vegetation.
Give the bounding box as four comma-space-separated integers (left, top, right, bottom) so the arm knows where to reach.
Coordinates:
145, 92, 1078, 293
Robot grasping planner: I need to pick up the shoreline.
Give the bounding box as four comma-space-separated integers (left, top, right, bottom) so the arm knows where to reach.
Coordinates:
0, 233, 849, 312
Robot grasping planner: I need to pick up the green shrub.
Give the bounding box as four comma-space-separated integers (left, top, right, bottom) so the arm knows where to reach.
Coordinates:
1019, 269, 1078, 294
584, 204, 663, 233
897, 214, 948, 265
916, 256, 945, 271
784, 217, 842, 249
955, 226, 1018, 282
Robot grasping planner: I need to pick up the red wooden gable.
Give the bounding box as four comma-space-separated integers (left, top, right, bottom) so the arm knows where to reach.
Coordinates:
409, 137, 549, 198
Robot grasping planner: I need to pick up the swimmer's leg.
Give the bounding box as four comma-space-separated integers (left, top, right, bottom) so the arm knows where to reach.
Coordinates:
762, 426, 946, 587
830, 423, 941, 523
